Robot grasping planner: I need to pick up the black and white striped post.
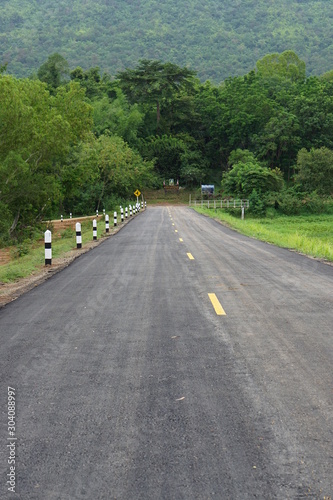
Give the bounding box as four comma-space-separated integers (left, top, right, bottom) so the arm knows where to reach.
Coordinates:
103, 208, 105, 216
125, 207, 128, 219
96, 209, 99, 218
129, 205, 132, 216
61, 215, 63, 223
93, 219, 97, 240
121, 207, 124, 223
70, 213, 72, 219
141, 201, 143, 210
114, 211, 117, 227
76, 222, 82, 248
105, 214, 109, 233
44, 230, 52, 265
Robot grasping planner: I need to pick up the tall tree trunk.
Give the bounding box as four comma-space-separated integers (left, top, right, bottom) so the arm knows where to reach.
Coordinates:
9, 210, 20, 235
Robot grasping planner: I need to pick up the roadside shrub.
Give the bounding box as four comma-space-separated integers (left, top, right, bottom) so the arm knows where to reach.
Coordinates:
267, 188, 331, 215
11, 239, 31, 258
302, 192, 327, 214
248, 189, 266, 217
277, 190, 303, 215
222, 160, 283, 198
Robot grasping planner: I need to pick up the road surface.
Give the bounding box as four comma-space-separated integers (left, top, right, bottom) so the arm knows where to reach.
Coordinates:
1, 206, 332, 499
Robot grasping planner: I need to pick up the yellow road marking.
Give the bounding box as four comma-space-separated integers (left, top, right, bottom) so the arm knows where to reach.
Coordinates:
179, 238, 183, 242
172, 223, 175, 226
208, 293, 226, 316
175, 230, 178, 233
187, 253, 194, 260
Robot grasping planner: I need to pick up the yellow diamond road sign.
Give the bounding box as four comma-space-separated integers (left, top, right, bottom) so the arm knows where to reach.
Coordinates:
134, 190, 141, 197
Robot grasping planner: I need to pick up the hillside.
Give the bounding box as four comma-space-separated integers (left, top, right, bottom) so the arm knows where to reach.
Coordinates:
1, 0, 333, 82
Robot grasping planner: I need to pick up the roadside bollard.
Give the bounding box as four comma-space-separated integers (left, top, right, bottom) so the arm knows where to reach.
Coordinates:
105, 214, 109, 233
61, 215, 63, 223
114, 211, 117, 227
121, 207, 124, 223
93, 219, 97, 240
141, 201, 143, 209
125, 207, 128, 219
96, 210, 99, 218
76, 222, 82, 249
129, 205, 132, 216
241, 207, 245, 220
44, 230, 52, 265
103, 209, 105, 215
145, 201, 146, 208
70, 213, 72, 219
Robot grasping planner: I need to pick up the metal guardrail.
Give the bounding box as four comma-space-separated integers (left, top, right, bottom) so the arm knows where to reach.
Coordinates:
189, 199, 249, 209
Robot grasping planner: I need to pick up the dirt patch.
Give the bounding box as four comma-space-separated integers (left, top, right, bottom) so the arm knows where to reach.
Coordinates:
0, 214, 139, 308
51, 215, 97, 232
0, 248, 11, 266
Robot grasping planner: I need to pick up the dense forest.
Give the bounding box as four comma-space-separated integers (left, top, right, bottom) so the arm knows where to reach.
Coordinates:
1, 50, 333, 245
1, 0, 333, 82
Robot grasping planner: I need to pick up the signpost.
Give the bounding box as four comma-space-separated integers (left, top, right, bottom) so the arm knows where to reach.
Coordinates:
201, 185, 215, 196
134, 189, 141, 207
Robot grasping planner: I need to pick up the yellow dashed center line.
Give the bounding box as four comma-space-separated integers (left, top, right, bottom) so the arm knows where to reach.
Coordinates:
187, 253, 194, 260
175, 230, 178, 233
179, 238, 183, 242
208, 293, 226, 316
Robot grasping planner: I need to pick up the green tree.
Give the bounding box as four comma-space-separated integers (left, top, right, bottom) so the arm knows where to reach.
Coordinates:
291, 77, 333, 151
77, 134, 157, 210
116, 60, 196, 132
37, 53, 70, 90
70, 66, 113, 100
254, 110, 301, 171
91, 93, 143, 147
228, 149, 258, 167
222, 159, 283, 198
296, 147, 333, 195
256, 50, 306, 82
140, 135, 186, 179
0, 75, 92, 234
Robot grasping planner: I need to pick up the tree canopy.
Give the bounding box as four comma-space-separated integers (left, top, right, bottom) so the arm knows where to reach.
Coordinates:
1, 51, 333, 242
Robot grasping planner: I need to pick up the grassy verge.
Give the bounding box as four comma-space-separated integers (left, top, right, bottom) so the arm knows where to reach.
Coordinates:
194, 207, 333, 261
0, 218, 112, 283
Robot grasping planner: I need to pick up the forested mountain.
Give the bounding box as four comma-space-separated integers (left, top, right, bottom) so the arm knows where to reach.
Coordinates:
1, 0, 333, 82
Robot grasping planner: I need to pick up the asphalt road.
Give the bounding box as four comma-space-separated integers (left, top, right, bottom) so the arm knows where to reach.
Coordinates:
1, 206, 332, 499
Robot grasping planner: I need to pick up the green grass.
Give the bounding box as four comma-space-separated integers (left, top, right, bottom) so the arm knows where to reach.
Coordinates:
194, 208, 333, 261
0, 218, 110, 283
144, 188, 195, 205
